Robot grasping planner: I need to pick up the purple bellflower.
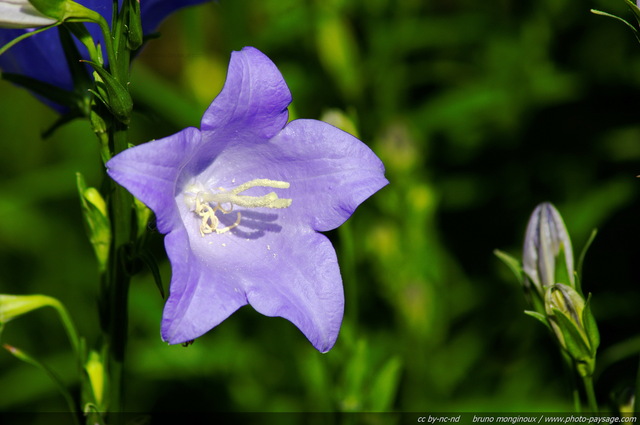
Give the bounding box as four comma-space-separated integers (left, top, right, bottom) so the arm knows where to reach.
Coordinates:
106, 47, 388, 352
0, 0, 210, 109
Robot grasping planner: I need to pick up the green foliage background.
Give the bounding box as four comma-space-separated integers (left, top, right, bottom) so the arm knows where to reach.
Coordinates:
1, 0, 640, 414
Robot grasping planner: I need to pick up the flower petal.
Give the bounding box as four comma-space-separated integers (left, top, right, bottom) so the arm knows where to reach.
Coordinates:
160, 228, 249, 344
106, 127, 201, 233
244, 230, 344, 353
198, 118, 388, 232
200, 46, 292, 141
172, 193, 344, 351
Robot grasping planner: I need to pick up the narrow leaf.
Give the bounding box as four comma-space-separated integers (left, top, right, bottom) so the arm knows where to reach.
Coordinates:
524, 310, 550, 329
0, 22, 60, 56
590, 9, 640, 41
137, 250, 165, 299
576, 229, 597, 294
368, 356, 402, 411
552, 308, 592, 363
2, 72, 79, 108
582, 294, 600, 354
3, 344, 79, 422
494, 249, 524, 282
0, 294, 79, 354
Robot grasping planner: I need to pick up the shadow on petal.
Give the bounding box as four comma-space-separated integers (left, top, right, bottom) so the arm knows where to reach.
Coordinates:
216, 209, 284, 239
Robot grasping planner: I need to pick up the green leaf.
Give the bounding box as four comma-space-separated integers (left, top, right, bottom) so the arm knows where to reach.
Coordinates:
582, 294, 600, 355
590, 9, 640, 41
137, 250, 165, 299
368, 356, 402, 411
0, 22, 61, 56
576, 229, 597, 295
1, 72, 79, 109
493, 249, 524, 283
0, 294, 79, 354
524, 310, 550, 329
624, 0, 640, 25
3, 344, 79, 423
551, 308, 592, 364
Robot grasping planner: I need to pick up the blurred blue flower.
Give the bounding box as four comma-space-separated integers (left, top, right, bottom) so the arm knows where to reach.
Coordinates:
106, 47, 388, 352
0, 0, 210, 109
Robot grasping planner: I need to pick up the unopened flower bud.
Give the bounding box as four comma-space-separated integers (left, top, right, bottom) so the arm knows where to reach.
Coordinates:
76, 173, 111, 272
523, 202, 574, 301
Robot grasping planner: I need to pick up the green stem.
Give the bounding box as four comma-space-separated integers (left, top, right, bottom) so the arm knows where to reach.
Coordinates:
582, 374, 598, 413
560, 351, 582, 412
90, 0, 138, 417
103, 121, 133, 415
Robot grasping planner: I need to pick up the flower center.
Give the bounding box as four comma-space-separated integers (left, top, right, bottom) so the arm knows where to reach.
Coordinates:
186, 179, 292, 236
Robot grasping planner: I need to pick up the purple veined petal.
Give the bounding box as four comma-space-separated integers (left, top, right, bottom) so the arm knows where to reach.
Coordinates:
195, 118, 389, 232
106, 127, 201, 234
166, 192, 344, 352
200, 46, 292, 141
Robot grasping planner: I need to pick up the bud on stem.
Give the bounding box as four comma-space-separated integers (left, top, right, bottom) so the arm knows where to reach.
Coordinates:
523, 202, 575, 309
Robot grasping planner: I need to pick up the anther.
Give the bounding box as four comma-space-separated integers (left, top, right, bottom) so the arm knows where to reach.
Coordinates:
190, 178, 292, 237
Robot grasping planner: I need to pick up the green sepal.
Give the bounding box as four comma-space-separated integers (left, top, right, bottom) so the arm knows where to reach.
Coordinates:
524, 310, 550, 329
28, 0, 67, 20
76, 173, 111, 272
551, 307, 592, 364
582, 293, 600, 356
494, 249, 524, 283
29, 0, 104, 25
84, 61, 133, 124
555, 242, 573, 288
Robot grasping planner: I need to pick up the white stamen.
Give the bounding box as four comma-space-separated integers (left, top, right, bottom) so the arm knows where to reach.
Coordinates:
187, 178, 292, 237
